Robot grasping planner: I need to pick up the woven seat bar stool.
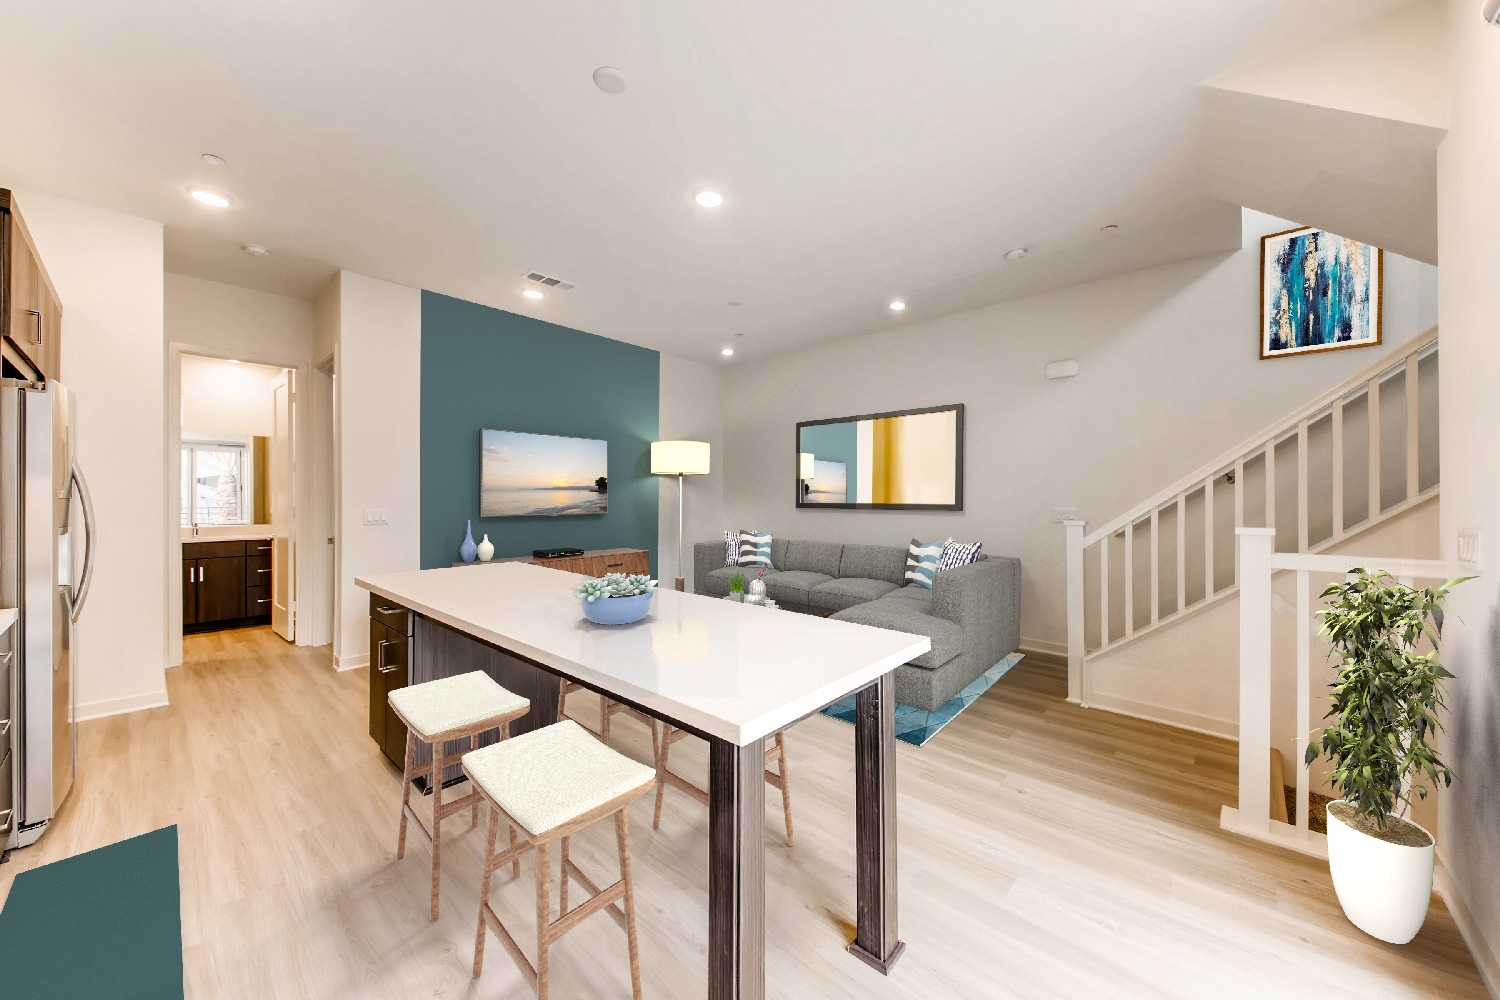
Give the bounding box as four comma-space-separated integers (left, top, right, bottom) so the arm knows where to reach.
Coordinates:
654, 724, 794, 845
558, 679, 661, 767
388, 670, 531, 920
465, 720, 656, 1000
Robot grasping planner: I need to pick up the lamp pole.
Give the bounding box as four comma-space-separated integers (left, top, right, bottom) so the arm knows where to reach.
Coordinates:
677, 472, 685, 591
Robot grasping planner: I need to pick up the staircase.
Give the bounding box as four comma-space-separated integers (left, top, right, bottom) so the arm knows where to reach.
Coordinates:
1063, 329, 1440, 708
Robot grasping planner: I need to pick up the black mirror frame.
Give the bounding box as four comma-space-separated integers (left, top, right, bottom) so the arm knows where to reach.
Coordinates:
794, 403, 964, 511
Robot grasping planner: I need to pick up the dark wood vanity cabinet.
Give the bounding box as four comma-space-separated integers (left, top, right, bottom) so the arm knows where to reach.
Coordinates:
184, 539, 273, 633
0, 190, 63, 382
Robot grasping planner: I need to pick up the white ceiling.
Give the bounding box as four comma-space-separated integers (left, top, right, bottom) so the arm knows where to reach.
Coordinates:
0, 1, 1413, 363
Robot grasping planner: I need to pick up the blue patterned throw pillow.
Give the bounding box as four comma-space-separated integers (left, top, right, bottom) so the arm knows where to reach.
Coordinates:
939, 539, 983, 571
904, 538, 948, 590
737, 530, 774, 570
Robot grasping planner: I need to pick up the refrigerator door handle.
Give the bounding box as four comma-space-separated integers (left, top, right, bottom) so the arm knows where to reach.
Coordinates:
68, 460, 96, 623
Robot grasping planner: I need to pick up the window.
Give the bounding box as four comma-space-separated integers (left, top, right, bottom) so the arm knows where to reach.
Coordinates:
182, 442, 250, 527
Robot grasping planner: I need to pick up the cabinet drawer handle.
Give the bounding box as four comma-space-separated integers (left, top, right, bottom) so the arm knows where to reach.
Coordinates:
376, 605, 403, 614
0, 718, 10, 737
256, 545, 271, 551
256, 568, 271, 574
26, 310, 41, 345
0, 807, 10, 833
256, 598, 271, 604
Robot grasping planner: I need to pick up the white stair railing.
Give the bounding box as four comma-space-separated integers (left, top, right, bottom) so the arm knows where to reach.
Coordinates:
1218, 529, 1460, 857
1064, 329, 1439, 705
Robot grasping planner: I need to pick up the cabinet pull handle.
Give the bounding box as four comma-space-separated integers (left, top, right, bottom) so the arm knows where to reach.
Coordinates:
607, 562, 623, 568
376, 605, 402, 614
256, 568, 271, 574
256, 598, 271, 604
200, 565, 206, 581
26, 309, 41, 345
0, 718, 10, 737
0, 808, 11, 833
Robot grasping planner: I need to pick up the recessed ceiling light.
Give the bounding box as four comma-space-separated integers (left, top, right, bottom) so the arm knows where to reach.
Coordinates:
226, 359, 241, 364
721, 348, 734, 356
1005, 247, 1029, 261
593, 66, 627, 94
523, 288, 545, 300
190, 188, 231, 208
889, 300, 906, 311
695, 190, 724, 208
202, 153, 226, 166
727, 300, 742, 307
242, 243, 269, 257
1099, 224, 1119, 234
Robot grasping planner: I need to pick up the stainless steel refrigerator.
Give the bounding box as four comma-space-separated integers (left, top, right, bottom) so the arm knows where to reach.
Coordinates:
0, 378, 94, 851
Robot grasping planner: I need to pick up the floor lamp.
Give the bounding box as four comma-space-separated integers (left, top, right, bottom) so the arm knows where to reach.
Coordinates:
651, 440, 710, 592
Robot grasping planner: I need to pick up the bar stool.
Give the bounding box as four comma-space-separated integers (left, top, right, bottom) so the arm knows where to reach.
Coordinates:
558, 680, 661, 767
653, 725, 795, 845
464, 720, 655, 1000
388, 670, 531, 919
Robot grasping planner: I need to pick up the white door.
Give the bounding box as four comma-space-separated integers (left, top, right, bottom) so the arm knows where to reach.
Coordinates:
271, 370, 295, 641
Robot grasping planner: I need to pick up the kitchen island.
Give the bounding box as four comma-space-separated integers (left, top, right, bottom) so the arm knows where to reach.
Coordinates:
356, 560, 928, 1000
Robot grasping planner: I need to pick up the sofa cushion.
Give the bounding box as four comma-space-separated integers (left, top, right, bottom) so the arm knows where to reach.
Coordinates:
828, 602, 963, 669
765, 570, 832, 606
879, 584, 935, 609
838, 544, 909, 588
781, 540, 842, 577
808, 577, 899, 612
702, 566, 781, 597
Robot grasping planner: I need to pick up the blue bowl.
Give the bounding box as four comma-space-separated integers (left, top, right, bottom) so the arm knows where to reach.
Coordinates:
580, 591, 653, 625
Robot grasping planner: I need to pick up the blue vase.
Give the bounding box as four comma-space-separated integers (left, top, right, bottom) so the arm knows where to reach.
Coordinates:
460, 520, 478, 563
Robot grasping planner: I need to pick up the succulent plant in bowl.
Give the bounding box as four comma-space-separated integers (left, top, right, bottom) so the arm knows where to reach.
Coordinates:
576, 573, 659, 625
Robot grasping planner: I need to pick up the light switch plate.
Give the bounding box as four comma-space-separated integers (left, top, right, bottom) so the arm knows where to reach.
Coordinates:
1458, 528, 1481, 569
1053, 507, 1078, 523
363, 509, 389, 525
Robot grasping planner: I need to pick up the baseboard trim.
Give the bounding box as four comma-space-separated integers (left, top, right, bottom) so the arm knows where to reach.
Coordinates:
1019, 636, 1067, 658
1436, 855, 1500, 999
1082, 690, 1237, 741
334, 652, 368, 672
76, 690, 171, 722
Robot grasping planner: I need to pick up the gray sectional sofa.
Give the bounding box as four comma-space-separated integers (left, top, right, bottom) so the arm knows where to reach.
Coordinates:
693, 537, 1021, 712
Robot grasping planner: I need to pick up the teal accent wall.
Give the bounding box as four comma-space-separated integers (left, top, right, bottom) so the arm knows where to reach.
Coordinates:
799, 422, 859, 501
420, 291, 660, 573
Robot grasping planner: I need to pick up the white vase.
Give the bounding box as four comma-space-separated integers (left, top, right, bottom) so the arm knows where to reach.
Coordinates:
1326, 802, 1434, 944
476, 534, 495, 562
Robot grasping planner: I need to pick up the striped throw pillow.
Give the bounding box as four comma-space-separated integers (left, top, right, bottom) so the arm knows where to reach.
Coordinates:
724, 530, 740, 567
904, 538, 948, 590
737, 530, 775, 570
939, 539, 983, 571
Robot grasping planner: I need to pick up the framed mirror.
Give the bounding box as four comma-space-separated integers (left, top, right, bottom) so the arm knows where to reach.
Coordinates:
795, 403, 963, 510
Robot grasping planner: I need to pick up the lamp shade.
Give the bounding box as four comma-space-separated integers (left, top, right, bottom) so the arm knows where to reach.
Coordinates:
799, 452, 815, 479
651, 440, 710, 476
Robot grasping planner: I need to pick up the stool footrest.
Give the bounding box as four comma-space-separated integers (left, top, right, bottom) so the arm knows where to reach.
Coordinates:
547, 876, 625, 942
563, 858, 628, 932
481, 902, 538, 989
660, 768, 710, 806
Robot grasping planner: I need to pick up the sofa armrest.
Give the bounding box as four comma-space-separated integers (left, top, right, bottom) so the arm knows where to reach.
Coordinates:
693, 541, 724, 593
931, 555, 1022, 662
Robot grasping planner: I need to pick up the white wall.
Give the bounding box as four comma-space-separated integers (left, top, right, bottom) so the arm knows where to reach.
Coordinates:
658, 354, 726, 592
333, 272, 421, 669
179, 355, 282, 437
1433, 1, 1500, 990
722, 209, 1438, 652
165, 272, 316, 361
13, 189, 168, 720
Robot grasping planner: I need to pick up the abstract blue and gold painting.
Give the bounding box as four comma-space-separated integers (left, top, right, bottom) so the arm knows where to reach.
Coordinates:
1260, 227, 1382, 360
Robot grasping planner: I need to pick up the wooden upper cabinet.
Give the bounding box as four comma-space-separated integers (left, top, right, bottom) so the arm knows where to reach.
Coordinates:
0, 190, 63, 382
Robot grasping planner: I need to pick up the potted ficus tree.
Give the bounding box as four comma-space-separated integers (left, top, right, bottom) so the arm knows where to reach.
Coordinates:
1306, 567, 1466, 944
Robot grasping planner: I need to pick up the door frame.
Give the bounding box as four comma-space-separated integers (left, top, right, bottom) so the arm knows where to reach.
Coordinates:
166, 342, 314, 666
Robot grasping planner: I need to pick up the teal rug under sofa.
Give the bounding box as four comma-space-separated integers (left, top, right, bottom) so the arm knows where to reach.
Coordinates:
0, 825, 184, 999
819, 652, 1024, 746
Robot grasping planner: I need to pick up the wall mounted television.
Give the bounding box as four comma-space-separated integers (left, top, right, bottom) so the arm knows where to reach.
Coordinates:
480, 428, 608, 517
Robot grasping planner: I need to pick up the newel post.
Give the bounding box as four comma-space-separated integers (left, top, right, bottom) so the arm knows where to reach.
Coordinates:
1235, 527, 1276, 835
1064, 520, 1086, 705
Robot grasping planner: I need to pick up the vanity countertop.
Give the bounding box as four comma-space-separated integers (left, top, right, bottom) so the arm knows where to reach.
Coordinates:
182, 533, 273, 543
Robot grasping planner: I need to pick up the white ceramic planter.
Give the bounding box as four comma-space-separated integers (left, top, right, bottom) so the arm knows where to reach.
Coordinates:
1326, 802, 1434, 944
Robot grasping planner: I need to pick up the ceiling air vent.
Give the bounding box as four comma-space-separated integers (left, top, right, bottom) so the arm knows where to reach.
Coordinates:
525, 271, 576, 291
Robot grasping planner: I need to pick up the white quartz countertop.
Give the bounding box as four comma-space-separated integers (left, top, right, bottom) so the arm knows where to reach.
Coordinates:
0, 608, 15, 633
356, 562, 931, 745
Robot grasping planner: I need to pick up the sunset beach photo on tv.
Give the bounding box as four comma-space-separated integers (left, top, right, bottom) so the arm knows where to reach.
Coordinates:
480, 428, 608, 517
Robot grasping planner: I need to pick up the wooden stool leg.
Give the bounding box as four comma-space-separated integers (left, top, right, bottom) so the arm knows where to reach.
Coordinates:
503, 721, 520, 879
474, 809, 500, 978
556, 679, 568, 723
649, 720, 661, 771
653, 727, 672, 830
776, 732, 795, 846
397, 728, 415, 860
559, 836, 570, 916
599, 695, 612, 746
470, 734, 480, 827
430, 739, 443, 920
535, 840, 552, 1000
615, 810, 643, 1000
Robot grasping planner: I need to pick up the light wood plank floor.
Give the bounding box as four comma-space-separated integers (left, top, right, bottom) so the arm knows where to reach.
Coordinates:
0, 627, 1486, 998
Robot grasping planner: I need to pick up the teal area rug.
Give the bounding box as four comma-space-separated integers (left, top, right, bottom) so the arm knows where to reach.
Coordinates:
0, 825, 184, 999
819, 653, 1024, 746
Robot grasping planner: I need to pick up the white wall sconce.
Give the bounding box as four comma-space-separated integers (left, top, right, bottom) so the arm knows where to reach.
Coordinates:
1044, 360, 1079, 380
